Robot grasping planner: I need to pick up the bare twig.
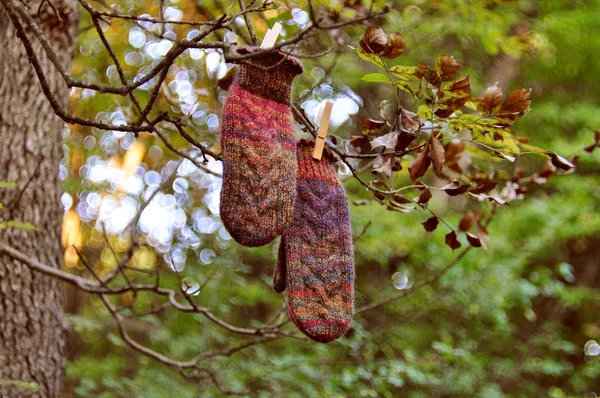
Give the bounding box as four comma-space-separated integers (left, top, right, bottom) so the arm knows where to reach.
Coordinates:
237, 0, 257, 44
355, 247, 472, 313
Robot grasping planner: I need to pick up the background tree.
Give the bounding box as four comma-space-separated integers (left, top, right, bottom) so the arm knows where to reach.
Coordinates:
0, 0, 599, 396
0, 0, 78, 397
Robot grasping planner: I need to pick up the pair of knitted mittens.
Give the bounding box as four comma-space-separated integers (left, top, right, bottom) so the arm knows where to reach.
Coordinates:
220, 47, 354, 343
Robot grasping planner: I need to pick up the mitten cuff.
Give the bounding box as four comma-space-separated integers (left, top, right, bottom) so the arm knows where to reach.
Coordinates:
296, 139, 338, 184
235, 46, 303, 104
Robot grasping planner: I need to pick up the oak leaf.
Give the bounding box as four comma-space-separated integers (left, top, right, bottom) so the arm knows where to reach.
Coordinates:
445, 231, 462, 250
429, 135, 446, 176
409, 148, 431, 182
436, 54, 460, 81
483, 82, 503, 114
422, 216, 439, 232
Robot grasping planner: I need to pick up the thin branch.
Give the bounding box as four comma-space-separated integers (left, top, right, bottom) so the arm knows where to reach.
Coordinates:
238, 0, 257, 44
73, 246, 108, 288
0, 241, 99, 290
356, 211, 497, 313
354, 221, 373, 242
153, 128, 220, 177
0, 242, 293, 337
355, 247, 472, 313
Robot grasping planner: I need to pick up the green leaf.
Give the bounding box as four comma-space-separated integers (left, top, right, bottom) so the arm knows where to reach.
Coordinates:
417, 105, 433, 120
389, 65, 420, 81
357, 50, 385, 69
448, 114, 509, 137
6, 221, 42, 231
395, 80, 415, 96
361, 73, 391, 84
520, 143, 551, 155
492, 130, 521, 154
0, 380, 39, 392
0, 182, 17, 188
464, 146, 504, 162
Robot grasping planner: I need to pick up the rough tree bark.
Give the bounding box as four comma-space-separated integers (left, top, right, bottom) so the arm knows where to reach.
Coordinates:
0, 0, 78, 396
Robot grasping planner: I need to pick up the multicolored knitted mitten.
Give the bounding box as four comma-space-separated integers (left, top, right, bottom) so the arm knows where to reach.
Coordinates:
220, 47, 303, 247
274, 140, 355, 343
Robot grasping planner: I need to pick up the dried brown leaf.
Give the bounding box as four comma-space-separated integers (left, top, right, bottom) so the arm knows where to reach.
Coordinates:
422, 216, 439, 232
417, 188, 432, 205
400, 109, 423, 132
349, 135, 370, 148
436, 76, 471, 117
483, 82, 503, 114
497, 88, 532, 121
417, 61, 441, 86
382, 32, 406, 59
434, 108, 454, 118
360, 26, 388, 55
364, 119, 387, 129
371, 131, 398, 150
445, 139, 465, 162
373, 191, 386, 201
372, 154, 395, 178
409, 148, 432, 182
396, 131, 417, 151
583, 144, 597, 153
548, 152, 575, 171
449, 76, 471, 96
441, 180, 470, 196
372, 180, 389, 190
429, 135, 446, 175
458, 211, 475, 232
362, 118, 387, 135
436, 54, 461, 81
466, 232, 482, 247
445, 231, 462, 251
469, 181, 497, 195
584, 131, 600, 153
392, 194, 411, 204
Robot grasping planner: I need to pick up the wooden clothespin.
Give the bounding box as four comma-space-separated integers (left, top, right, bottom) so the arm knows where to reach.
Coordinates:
260, 22, 283, 49
312, 100, 334, 160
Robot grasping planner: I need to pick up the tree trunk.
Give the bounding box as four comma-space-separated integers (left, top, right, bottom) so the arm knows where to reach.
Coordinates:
0, 0, 78, 396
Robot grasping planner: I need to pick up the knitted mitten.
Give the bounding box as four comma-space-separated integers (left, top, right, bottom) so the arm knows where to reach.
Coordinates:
274, 140, 355, 343
273, 235, 287, 294
220, 47, 303, 247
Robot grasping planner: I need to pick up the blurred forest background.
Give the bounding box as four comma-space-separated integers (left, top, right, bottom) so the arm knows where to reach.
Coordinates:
3, 0, 599, 396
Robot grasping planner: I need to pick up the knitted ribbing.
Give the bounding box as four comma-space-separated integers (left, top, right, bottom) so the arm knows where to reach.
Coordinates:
274, 140, 355, 343
236, 47, 303, 103
220, 47, 303, 247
